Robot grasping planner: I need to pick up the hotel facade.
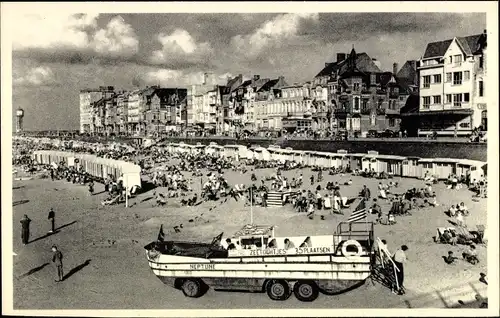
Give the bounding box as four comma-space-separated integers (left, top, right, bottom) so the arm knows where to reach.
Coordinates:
417, 31, 487, 136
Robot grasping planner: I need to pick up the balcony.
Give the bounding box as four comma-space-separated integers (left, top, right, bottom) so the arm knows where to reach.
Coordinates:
334, 108, 350, 115
389, 91, 399, 98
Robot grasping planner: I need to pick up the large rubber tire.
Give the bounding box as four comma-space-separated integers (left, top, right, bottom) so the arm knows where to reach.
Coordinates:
266, 280, 290, 301
181, 278, 204, 298
293, 280, 319, 302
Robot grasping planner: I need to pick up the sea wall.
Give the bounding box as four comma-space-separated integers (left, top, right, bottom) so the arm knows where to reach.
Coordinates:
158, 138, 487, 162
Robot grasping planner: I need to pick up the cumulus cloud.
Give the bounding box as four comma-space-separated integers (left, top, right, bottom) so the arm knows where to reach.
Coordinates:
143, 69, 231, 86
13, 66, 55, 86
12, 13, 139, 62
93, 16, 139, 56
12, 13, 98, 50
230, 13, 319, 58
150, 29, 214, 68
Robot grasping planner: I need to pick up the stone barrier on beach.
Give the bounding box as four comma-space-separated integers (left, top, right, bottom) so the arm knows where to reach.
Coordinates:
157, 137, 487, 162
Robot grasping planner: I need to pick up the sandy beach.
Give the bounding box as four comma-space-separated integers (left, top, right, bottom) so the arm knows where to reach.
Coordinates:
12, 166, 487, 309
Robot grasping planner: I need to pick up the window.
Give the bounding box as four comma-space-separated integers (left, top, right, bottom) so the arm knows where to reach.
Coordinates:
453, 72, 462, 85
362, 99, 368, 110
446, 72, 452, 83
433, 74, 442, 84
422, 96, 431, 108
423, 75, 431, 88
464, 71, 470, 81
454, 54, 462, 65
353, 97, 360, 111
446, 94, 452, 104
479, 81, 484, 97
433, 95, 441, 104
353, 83, 360, 91
479, 54, 484, 69
378, 99, 383, 108
453, 94, 462, 107
449, 56, 453, 64
459, 122, 470, 128
389, 118, 395, 127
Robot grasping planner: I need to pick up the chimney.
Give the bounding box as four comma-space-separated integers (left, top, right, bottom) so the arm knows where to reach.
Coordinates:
203, 73, 208, 85
253, 75, 260, 82
337, 53, 347, 62
393, 63, 399, 75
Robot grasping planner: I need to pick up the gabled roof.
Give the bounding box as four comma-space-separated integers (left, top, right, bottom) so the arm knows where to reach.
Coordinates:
315, 52, 382, 78
422, 33, 484, 58
457, 34, 484, 55
257, 77, 288, 93
396, 60, 418, 85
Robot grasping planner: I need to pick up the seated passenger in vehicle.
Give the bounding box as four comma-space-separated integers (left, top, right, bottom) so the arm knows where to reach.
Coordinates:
226, 238, 236, 250
284, 238, 295, 250
267, 238, 277, 249
299, 236, 312, 248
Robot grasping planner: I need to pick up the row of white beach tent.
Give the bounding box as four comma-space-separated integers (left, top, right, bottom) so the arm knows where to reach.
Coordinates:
165, 142, 487, 181
32, 150, 142, 191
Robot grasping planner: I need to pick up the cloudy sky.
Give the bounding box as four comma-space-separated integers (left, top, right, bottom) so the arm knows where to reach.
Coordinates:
9, 11, 485, 131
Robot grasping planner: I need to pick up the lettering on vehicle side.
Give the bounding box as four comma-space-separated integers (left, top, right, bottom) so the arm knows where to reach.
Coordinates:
189, 264, 216, 270
295, 247, 332, 255
246, 247, 332, 256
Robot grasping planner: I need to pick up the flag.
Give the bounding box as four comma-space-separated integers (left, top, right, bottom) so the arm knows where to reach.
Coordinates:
157, 224, 165, 242
211, 232, 224, 246
348, 199, 367, 222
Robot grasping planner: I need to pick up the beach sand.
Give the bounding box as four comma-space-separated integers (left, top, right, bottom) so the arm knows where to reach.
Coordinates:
11, 165, 487, 309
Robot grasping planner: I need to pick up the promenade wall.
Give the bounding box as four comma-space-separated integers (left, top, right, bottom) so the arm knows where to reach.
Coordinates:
157, 138, 487, 162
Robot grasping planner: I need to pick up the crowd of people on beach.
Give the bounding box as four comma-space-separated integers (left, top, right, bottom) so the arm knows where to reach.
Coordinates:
13, 135, 488, 300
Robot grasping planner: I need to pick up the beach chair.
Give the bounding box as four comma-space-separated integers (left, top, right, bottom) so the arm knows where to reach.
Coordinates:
474, 224, 486, 245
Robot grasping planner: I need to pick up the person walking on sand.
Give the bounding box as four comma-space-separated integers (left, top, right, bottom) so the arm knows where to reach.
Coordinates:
20, 214, 31, 245
51, 245, 64, 282
393, 245, 408, 295
48, 208, 56, 233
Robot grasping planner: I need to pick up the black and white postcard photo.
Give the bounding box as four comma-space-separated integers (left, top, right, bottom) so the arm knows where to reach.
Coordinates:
2, 2, 498, 317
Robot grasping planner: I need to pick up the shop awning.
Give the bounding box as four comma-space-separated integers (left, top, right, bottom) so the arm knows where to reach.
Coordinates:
401, 109, 473, 116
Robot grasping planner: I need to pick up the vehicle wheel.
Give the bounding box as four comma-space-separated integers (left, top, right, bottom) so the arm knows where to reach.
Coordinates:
294, 280, 319, 302
181, 278, 204, 298
266, 280, 290, 301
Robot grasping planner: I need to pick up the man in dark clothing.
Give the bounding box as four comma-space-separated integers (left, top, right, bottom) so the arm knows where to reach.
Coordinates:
48, 208, 56, 233
20, 214, 31, 245
361, 185, 371, 200
226, 239, 236, 250
52, 245, 64, 282
50, 169, 55, 181
393, 245, 408, 295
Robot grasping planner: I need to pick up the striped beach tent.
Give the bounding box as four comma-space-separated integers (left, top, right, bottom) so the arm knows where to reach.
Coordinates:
348, 199, 367, 223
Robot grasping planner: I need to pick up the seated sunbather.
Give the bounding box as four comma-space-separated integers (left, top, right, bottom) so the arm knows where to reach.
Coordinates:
441, 230, 457, 245
444, 251, 458, 264
462, 245, 479, 264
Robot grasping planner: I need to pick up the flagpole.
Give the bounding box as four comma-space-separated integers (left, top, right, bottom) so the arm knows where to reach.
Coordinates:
250, 187, 253, 225
125, 174, 129, 208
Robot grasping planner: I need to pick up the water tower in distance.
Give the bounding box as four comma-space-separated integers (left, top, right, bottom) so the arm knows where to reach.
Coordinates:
16, 108, 24, 133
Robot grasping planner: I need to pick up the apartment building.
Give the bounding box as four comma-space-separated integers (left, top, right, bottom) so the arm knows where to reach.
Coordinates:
417, 30, 487, 136
314, 48, 411, 136
79, 86, 114, 134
